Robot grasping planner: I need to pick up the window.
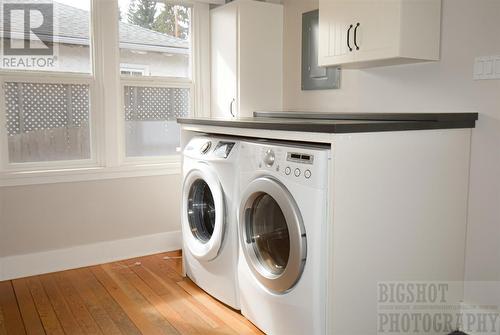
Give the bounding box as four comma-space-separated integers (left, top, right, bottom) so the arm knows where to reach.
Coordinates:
5, 81, 91, 163
124, 85, 190, 157
1, 0, 94, 168
118, 1, 191, 78
0, 0, 92, 74
118, 0, 192, 158
0, 0, 209, 185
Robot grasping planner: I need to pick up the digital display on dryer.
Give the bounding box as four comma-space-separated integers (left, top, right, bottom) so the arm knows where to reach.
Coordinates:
287, 152, 314, 164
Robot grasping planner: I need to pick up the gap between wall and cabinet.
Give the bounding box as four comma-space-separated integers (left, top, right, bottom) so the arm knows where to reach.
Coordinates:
0, 230, 182, 281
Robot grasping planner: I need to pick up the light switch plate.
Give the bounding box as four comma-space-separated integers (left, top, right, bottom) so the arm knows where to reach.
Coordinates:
473, 56, 500, 80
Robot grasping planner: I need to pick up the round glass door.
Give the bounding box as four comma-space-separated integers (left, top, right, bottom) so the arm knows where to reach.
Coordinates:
187, 179, 216, 243
182, 166, 225, 261
240, 177, 306, 293
248, 194, 290, 275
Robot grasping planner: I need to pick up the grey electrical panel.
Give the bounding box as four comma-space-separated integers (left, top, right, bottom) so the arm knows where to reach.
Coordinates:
302, 10, 340, 90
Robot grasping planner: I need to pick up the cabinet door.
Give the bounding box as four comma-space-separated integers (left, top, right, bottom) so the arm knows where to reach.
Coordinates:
211, 6, 238, 118
351, 0, 400, 63
238, 1, 283, 117
318, 0, 355, 67
319, 0, 400, 67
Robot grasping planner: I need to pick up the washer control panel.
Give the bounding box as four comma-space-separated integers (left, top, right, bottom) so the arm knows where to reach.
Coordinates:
184, 137, 237, 160
213, 141, 236, 158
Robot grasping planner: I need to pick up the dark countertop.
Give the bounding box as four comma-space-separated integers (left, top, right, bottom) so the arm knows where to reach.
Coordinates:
177, 112, 478, 134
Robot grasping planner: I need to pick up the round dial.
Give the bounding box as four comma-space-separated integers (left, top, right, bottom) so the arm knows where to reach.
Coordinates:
200, 141, 212, 154
263, 149, 275, 167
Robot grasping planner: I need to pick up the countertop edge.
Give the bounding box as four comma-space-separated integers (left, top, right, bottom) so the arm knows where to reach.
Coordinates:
177, 118, 476, 133
252, 112, 479, 122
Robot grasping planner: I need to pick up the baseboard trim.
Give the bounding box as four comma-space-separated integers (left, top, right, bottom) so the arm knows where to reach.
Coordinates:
0, 231, 182, 281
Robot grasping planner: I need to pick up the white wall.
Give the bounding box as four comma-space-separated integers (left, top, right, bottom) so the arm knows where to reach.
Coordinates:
0, 174, 182, 278
282, 0, 500, 307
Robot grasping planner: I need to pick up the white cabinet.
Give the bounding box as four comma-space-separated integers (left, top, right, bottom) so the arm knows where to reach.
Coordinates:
211, 0, 283, 118
319, 0, 442, 68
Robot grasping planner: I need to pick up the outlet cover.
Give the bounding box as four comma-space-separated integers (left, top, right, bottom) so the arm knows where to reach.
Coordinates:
473, 56, 500, 80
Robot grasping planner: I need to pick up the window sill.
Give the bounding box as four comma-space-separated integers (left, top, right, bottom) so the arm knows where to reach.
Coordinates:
0, 161, 181, 187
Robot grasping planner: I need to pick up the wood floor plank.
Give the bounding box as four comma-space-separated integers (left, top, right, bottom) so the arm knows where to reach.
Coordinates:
3, 251, 264, 335
62, 269, 123, 335
0, 304, 9, 335
155, 252, 183, 277
12, 278, 45, 335
39, 274, 84, 335
0, 281, 27, 335
103, 263, 181, 335
138, 255, 226, 329
204, 325, 241, 335
177, 279, 263, 335
126, 261, 229, 335
51, 272, 103, 335
75, 268, 143, 335
91, 265, 176, 335
131, 254, 183, 283
26, 277, 64, 335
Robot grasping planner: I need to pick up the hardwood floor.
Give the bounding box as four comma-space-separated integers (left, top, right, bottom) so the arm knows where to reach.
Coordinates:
0, 251, 263, 335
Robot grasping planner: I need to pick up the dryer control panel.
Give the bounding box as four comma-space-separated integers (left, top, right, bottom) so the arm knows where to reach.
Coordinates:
287, 152, 314, 164
241, 141, 330, 189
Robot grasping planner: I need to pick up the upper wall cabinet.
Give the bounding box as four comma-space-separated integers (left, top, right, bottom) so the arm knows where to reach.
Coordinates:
318, 0, 442, 68
211, 0, 283, 118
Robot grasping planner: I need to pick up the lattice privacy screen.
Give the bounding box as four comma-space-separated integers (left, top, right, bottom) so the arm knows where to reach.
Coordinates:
124, 86, 190, 121
5, 82, 90, 136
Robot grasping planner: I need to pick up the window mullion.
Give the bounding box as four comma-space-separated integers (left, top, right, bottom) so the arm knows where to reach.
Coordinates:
0, 77, 8, 171
93, 0, 122, 168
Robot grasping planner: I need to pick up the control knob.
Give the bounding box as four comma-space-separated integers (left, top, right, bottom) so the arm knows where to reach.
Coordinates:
263, 149, 275, 167
200, 141, 212, 154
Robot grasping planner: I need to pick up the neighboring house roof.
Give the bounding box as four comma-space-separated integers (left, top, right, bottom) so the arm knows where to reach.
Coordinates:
1, 0, 189, 54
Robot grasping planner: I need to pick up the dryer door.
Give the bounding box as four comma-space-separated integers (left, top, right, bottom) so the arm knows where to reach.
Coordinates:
183, 165, 225, 261
239, 177, 307, 293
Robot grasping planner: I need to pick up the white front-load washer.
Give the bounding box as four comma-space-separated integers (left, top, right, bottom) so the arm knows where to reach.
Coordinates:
238, 139, 330, 334
182, 136, 240, 309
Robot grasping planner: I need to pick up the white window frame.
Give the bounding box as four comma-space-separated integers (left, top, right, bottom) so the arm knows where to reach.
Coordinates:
0, 0, 211, 187
0, 73, 100, 172
118, 1, 196, 165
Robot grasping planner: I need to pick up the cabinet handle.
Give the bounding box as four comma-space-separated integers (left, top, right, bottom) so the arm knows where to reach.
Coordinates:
347, 24, 353, 52
230, 98, 236, 118
354, 23, 360, 50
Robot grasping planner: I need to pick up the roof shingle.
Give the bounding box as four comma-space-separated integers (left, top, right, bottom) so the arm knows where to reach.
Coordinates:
0, 0, 189, 53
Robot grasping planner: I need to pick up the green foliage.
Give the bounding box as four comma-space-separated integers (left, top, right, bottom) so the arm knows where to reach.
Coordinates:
153, 2, 190, 40
127, 0, 157, 30
126, 0, 190, 40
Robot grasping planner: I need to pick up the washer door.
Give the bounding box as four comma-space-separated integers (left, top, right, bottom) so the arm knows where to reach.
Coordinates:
239, 177, 306, 293
183, 165, 225, 261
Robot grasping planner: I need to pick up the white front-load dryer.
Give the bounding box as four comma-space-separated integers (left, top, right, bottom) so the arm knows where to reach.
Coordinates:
238, 139, 330, 334
182, 136, 240, 309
